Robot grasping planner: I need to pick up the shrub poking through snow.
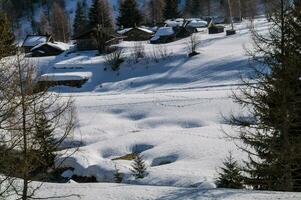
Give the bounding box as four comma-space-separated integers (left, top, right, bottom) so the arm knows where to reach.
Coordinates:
150, 45, 171, 63
105, 48, 124, 71
187, 34, 200, 57
216, 152, 244, 189
130, 153, 147, 179
113, 165, 123, 183
130, 42, 146, 63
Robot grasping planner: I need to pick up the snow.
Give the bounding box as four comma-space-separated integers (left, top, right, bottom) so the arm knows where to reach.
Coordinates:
31, 42, 70, 51
9, 182, 301, 200
22, 35, 48, 47
39, 72, 92, 81
9, 18, 295, 199
187, 20, 208, 28
150, 27, 175, 41
118, 27, 154, 35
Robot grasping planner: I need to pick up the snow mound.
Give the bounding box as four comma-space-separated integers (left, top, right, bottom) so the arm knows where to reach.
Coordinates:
39, 72, 92, 81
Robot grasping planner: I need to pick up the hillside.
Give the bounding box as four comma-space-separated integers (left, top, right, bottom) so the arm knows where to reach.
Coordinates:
10, 17, 300, 200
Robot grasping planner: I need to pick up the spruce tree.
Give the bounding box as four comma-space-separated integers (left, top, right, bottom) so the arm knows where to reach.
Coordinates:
0, 13, 16, 58
230, 0, 301, 191
113, 165, 123, 183
163, 0, 180, 20
216, 153, 244, 189
89, 0, 113, 29
73, 1, 87, 36
190, 0, 202, 17
34, 111, 56, 172
117, 0, 142, 28
183, 0, 192, 17
130, 153, 147, 179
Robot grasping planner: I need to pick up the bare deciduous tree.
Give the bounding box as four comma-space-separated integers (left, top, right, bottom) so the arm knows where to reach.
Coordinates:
0, 52, 77, 200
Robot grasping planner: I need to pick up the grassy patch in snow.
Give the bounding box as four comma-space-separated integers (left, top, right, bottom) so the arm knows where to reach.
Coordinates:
112, 153, 138, 161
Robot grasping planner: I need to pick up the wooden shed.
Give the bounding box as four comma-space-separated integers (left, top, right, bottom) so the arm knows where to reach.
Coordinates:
208, 21, 224, 34
22, 34, 54, 53
118, 27, 154, 41
150, 27, 176, 44
30, 42, 68, 57
73, 28, 124, 52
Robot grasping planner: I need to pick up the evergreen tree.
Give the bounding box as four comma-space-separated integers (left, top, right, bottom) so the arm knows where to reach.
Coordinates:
130, 153, 147, 179
113, 165, 123, 183
73, 1, 87, 36
190, 0, 202, 17
216, 153, 244, 189
89, 0, 113, 29
34, 111, 56, 172
183, 0, 192, 17
230, 0, 301, 191
117, 0, 142, 28
163, 0, 180, 20
0, 13, 16, 58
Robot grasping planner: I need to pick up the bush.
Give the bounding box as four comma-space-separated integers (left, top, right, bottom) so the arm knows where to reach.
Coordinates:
187, 34, 201, 57
105, 48, 124, 71
150, 45, 171, 63
130, 42, 146, 63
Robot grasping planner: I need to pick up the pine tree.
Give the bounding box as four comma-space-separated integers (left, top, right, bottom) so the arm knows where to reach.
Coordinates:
183, 0, 192, 17
190, 0, 202, 17
147, 0, 165, 25
130, 153, 147, 179
34, 111, 56, 172
230, 0, 301, 191
216, 153, 244, 189
89, 0, 113, 29
163, 0, 180, 20
117, 0, 142, 28
113, 165, 123, 183
73, 1, 87, 36
0, 13, 16, 58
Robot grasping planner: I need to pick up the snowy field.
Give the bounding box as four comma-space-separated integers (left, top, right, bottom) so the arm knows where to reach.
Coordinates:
20, 18, 301, 199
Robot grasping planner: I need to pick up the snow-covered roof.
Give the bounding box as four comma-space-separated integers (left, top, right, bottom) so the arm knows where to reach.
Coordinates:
117, 27, 154, 35
187, 20, 208, 28
31, 42, 70, 51
23, 35, 50, 47
150, 27, 175, 41
165, 20, 183, 27
39, 72, 92, 82
154, 27, 175, 37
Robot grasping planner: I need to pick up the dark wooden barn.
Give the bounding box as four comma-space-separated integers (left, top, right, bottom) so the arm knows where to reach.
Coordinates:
150, 27, 176, 44
118, 27, 154, 41
208, 22, 225, 34
22, 34, 54, 53
73, 28, 124, 52
30, 42, 67, 57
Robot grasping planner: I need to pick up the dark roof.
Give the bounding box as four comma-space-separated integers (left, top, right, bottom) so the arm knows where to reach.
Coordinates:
73, 28, 124, 40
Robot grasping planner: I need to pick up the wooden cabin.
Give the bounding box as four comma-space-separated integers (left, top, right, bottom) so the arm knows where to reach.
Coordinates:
22, 34, 54, 53
118, 27, 154, 41
30, 42, 67, 57
208, 21, 224, 34
150, 27, 176, 44
73, 28, 124, 52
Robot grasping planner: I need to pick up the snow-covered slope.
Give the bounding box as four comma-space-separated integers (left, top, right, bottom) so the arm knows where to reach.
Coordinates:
21, 18, 297, 199
29, 18, 266, 185
18, 182, 301, 200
